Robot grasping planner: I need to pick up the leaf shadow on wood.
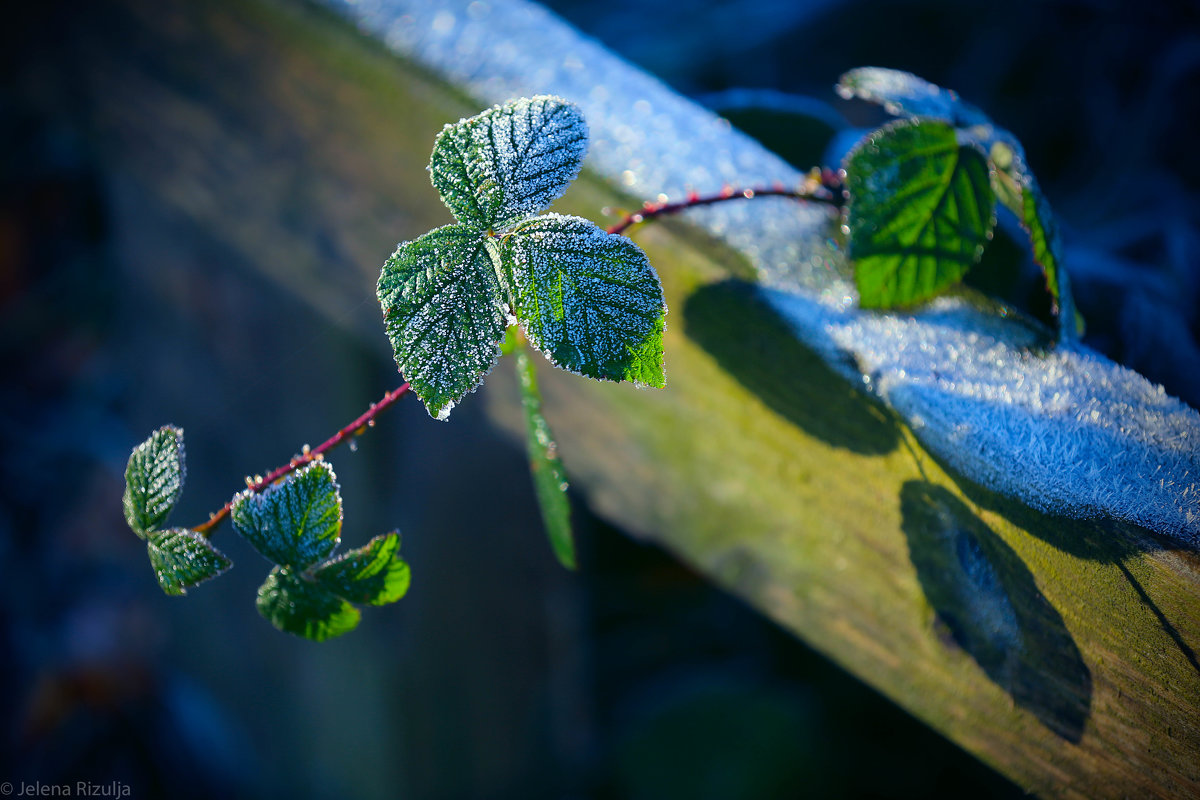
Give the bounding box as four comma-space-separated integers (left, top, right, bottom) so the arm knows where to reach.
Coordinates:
901, 480, 1092, 742
938, 464, 1200, 679
683, 280, 900, 455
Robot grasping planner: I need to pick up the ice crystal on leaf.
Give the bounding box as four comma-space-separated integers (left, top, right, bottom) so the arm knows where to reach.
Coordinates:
838, 67, 1076, 337
231, 461, 410, 641
504, 214, 665, 386
430, 95, 588, 231
123, 426, 232, 595
379, 96, 666, 419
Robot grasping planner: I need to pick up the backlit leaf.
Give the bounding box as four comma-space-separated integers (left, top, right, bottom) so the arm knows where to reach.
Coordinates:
257, 566, 360, 642
1021, 174, 1079, 341
503, 214, 666, 386
515, 348, 574, 569
231, 461, 342, 569
146, 528, 232, 596
123, 426, 186, 537
314, 531, 411, 605
378, 225, 509, 419
429, 95, 587, 231
836, 67, 989, 128
845, 120, 996, 308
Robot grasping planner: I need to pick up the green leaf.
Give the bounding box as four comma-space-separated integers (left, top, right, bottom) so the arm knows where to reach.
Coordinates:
515, 348, 575, 569
987, 138, 1081, 341
836, 67, 989, 127
231, 461, 342, 569
845, 120, 996, 309
502, 214, 666, 386
1020, 174, 1079, 341
257, 566, 360, 642
123, 425, 186, 537
314, 531, 411, 605
378, 225, 510, 419
429, 95, 587, 231
146, 528, 232, 596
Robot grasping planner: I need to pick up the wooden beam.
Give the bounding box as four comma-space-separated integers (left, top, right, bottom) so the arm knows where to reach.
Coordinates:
91, 0, 1200, 795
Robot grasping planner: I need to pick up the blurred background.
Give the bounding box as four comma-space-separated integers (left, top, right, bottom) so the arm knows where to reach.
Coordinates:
1, 0, 1196, 797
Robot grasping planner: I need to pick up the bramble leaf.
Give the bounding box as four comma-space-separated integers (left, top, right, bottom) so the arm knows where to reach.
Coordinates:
1020, 173, 1079, 341
515, 348, 575, 569
124, 426, 186, 537
841, 69, 1079, 337
503, 214, 666, 386
845, 120, 995, 308
430, 95, 587, 231
257, 566, 361, 642
314, 531, 411, 605
836, 67, 989, 128
146, 528, 232, 596
231, 461, 342, 569
378, 224, 509, 420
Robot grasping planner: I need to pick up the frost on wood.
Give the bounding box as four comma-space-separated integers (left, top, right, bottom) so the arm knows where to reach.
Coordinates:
231, 460, 343, 569
430, 95, 587, 231
377, 224, 508, 419
334, 0, 1200, 542
123, 425, 186, 536
504, 214, 665, 387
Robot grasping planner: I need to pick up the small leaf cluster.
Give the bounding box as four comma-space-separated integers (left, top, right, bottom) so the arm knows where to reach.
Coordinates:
838, 67, 1078, 340
123, 426, 232, 595
123, 428, 409, 641
231, 461, 410, 642
378, 95, 667, 420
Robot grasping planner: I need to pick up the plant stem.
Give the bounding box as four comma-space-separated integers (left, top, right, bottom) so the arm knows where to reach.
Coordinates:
192, 382, 411, 536
606, 171, 844, 236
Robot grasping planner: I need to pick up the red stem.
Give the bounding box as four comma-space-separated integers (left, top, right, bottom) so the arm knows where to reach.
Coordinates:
606, 173, 843, 236
193, 382, 411, 536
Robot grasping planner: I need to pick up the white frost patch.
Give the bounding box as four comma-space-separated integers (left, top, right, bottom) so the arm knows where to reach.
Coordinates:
766, 290, 1200, 540
325, 0, 1200, 544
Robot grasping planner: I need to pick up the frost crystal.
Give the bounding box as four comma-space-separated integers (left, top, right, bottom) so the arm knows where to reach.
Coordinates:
330, 0, 1200, 542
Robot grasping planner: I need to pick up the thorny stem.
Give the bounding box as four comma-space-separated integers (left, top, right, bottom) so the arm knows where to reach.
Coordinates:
187, 172, 841, 536
605, 169, 844, 236
192, 382, 412, 536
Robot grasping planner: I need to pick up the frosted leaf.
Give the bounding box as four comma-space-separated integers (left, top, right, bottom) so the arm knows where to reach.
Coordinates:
331, 0, 1199, 542
231, 461, 342, 569
845, 120, 995, 308
377, 224, 509, 419
1020, 174, 1078, 341
123, 425, 186, 537
313, 531, 411, 605
514, 348, 574, 569
837, 67, 989, 128
430, 95, 587, 230
146, 528, 232, 596
257, 566, 360, 642
502, 214, 665, 386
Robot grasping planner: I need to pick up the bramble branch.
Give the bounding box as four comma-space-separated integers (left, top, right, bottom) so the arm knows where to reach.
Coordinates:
605, 170, 844, 236
192, 382, 412, 535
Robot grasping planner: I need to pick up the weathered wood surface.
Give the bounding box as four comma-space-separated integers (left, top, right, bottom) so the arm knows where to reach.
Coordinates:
87, 0, 1200, 796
